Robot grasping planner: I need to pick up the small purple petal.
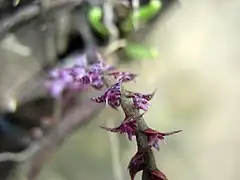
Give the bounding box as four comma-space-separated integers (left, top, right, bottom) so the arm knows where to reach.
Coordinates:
153, 140, 160, 151
138, 104, 149, 111
47, 80, 65, 98
71, 66, 86, 77
59, 70, 74, 82
107, 72, 137, 83
92, 81, 122, 109
133, 96, 151, 111
49, 69, 60, 78
78, 75, 91, 85
126, 128, 134, 141
100, 114, 137, 140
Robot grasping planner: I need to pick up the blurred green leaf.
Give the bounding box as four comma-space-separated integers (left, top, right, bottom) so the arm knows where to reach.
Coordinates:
124, 43, 159, 60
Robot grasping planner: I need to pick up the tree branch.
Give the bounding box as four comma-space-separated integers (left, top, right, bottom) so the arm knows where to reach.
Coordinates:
0, 0, 83, 39
26, 97, 103, 180
0, 95, 103, 180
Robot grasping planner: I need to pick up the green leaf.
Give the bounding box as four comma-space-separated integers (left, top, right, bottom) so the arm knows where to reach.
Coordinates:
121, 0, 162, 32
88, 7, 109, 36
124, 43, 159, 60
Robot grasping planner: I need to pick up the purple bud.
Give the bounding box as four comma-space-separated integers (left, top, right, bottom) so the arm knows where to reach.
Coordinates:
107, 72, 137, 83
91, 81, 122, 109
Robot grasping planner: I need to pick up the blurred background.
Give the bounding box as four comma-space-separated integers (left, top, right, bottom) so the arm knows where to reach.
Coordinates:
0, 0, 239, 180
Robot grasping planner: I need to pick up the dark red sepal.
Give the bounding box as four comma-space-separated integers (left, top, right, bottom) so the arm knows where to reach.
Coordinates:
150, 169, 168, 180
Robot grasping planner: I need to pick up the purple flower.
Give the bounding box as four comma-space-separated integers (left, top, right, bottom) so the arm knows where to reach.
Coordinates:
77, 75, 91, 85
46, 57, 110, 97
87, 61, 115, 89
46, 52, 123, 98
88, 72, 104, 90
45, 79, 66, 98
46, 68, 76, 97
133, 96, 151, 111
100, 113, 144, 140
69, 65, 86, 79
101, 115, 137, 140
128, 150, 146, 180
142, 128, 182, 151
49, 68, 73, 81
107, 71, 137, 82
89, 61, 115, 74
91, 81, 122, 110
126, 90, 157, 111
46, 66, 87, 97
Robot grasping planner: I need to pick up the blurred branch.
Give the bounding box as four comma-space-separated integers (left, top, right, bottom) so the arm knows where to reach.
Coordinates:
0, 96, 103, 180
104, 39, 127, 56
0, 0, 83, 39
102, 0, 119, 43
107, 118, 123, 180
0, 144, 40, 162
26, 97, 103, 180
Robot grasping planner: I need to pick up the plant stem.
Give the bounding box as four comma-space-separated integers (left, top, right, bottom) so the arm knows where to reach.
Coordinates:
103, 75, 158, 180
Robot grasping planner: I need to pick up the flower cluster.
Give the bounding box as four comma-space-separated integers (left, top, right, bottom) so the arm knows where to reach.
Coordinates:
46, 52, 181, 180
107, 71, 138, 82
88, 62, 181, 179
45, 53, 115, 97
91, 81, 122, 110
125, 89, 157, 111
101, 113, 143, 141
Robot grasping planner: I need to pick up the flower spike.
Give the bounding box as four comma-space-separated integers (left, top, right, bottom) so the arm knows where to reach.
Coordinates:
45, 51, 181, 180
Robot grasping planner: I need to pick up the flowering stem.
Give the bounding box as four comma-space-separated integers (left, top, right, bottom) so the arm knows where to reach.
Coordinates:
103, 75, 157, 180
46, 51, 180, 180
